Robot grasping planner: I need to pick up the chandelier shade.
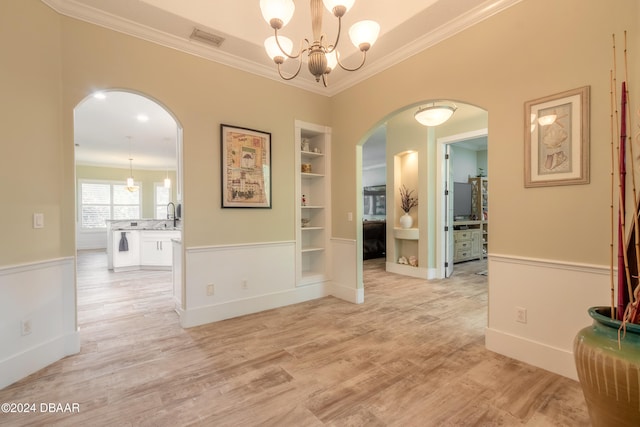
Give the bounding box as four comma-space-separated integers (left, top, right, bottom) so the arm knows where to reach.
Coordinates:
323, 0, 354, 15
260, 0, 379, 86
264, 36, 293, 62
348, 20, 380, 50
259, 0, 295, 29
414, 105, 457, 127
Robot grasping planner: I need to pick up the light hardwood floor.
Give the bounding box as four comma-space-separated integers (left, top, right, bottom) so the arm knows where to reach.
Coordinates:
0, 252, 590, 426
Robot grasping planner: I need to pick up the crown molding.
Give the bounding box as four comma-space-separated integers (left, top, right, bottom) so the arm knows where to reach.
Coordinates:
325, 0, 523, 95
42, 0, 522, 98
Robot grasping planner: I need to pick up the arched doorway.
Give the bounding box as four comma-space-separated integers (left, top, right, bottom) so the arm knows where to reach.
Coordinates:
73, 89, 183, 320
359, 101, 488, 296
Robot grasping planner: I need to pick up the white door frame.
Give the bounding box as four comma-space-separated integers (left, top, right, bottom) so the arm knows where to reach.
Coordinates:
435, 128, 488, 278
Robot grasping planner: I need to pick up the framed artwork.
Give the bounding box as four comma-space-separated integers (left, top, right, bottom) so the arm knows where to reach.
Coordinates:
524, 86, 590, 187
220, 124, 271, 208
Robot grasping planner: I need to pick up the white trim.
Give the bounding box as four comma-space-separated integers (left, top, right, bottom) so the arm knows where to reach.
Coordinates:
486, 254, 611, 380
485, 327, 577, 380
489, 253, 610, 276
41, 0, 523, 97
186, 240, 296, 253
179, 283, 330, 328
0, 257, 75, 276
0, 257, 79, 389
385, 262, 434, 279
0, 331, 80, 389
436, 128, 489, 278
330, 238, 360, 303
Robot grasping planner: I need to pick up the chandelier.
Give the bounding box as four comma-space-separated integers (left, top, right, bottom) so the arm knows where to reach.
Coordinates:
260, 0, 380, 87
414, 104, 457, 127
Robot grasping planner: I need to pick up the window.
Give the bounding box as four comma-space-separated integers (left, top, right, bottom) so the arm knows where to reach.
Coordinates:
155, 183, 171, 219
79, 180, 141, 229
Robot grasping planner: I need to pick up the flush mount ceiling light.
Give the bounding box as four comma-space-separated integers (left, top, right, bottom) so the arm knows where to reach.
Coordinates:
260, 0, 380, 87
414, 104, 457, 127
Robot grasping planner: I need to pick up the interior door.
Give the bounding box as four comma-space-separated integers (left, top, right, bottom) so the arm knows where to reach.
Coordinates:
445, 145, 454, 278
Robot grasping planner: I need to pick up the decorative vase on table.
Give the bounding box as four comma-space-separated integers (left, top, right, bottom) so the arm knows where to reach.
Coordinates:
573, 307, 640, 426
399, 212, 413, 229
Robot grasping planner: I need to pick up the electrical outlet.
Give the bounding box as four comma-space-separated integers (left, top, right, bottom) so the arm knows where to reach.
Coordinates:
516, 307, 527, 324
242, 279, 248, 290
21, 319, 32, 336
206, 284, 214, 296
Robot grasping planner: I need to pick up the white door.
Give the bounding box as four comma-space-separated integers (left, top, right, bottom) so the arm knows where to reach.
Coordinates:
444, 146, 454, 278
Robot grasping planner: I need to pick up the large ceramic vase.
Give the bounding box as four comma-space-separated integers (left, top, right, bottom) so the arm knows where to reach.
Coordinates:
573, 307, 640, 426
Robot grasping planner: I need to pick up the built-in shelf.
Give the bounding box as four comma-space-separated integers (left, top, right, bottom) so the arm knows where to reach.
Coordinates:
301, 247, 325, 253
393, 227, 419, 240
296, 120, 331, 286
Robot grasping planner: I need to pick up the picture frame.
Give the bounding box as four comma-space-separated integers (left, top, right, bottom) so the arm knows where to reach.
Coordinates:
524, 86, 590, 187
220, 124, 271, 208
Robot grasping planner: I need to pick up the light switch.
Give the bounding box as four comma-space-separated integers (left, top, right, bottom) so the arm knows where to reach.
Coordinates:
33, 213, 44, 229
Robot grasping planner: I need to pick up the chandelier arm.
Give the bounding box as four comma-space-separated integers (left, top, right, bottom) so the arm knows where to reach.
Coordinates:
273, 29, 304, 59
321, 73, 328, 88
276, 57, 304, 81
324, 16, 343, 54
336, 50, 368, 72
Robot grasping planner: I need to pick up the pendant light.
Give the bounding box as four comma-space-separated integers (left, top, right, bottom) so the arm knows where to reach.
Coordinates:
126, 136, 138, 192
163, 137, 171, 188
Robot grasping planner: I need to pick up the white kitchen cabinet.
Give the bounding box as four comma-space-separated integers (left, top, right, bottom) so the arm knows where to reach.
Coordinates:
112, 230, 140, 271
140, 231, 180, 267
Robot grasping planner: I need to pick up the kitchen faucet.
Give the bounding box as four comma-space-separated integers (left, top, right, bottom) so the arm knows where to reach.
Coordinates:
167, 202, 177, 228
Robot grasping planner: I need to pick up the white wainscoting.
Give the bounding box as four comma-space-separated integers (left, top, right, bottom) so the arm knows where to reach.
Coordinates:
486, 254, 611, 380
330, 238, 362, 304
0, 257, 80, 389
180, 241, 334, 328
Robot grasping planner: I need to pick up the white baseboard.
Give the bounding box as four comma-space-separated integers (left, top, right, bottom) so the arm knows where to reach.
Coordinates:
0, 257, 79, 389
179, 282, 330, 328
386, 262, 430, 278
0, 330, 80, 389
487, 254, 610, 381
332, 281, 364, 304
485, 327, 577, 380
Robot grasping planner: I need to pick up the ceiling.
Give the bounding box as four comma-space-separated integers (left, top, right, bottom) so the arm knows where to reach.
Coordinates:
74, 90, 179, 170
58, 0, 509, 169
43, 0, 520, 96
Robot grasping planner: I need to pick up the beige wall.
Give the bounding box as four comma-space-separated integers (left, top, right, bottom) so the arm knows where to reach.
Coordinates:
58, 17, 331, 251
4, 0, 637, 268
0, 1, 63, 265
0, 0, 332, 267
330, 0, 639, 267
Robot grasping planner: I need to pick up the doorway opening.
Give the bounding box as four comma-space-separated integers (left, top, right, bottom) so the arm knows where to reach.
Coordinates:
359, 101, 488, 299
436, 129, 488, 278
73, 89, 183, 326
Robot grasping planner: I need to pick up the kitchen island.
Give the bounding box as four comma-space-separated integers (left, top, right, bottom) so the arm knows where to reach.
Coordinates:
106, 219, 181, 272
